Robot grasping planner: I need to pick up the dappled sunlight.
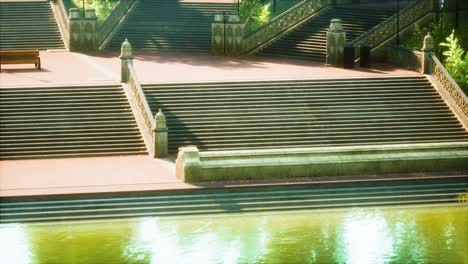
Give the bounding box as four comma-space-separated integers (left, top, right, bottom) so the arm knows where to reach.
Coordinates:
0, 224, 30, 264
341, 210, 394, 264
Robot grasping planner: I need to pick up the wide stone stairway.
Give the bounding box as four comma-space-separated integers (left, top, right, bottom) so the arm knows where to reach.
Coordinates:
0, 0, 64, 50
257, 7, 394, 61
2, 175, 466, 223
143, 76, 468, 154
106, 0, 236, 52
0, 85, 147, 159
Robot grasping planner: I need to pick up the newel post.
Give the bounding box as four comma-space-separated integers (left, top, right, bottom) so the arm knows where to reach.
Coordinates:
69, 8, 82, 51
212, 13, 225, 56
225, 14, 244, 56
82, 9, 97, 51
120, 39, 133, 83
153, 109, 168, 158
422, 32, 434, 74
326, 19, 346, 67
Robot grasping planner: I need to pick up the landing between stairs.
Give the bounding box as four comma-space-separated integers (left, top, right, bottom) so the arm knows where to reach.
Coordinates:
1, 154, 466, 197
0, 51, 419, 87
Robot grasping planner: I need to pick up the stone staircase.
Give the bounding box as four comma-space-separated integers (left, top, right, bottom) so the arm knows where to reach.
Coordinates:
0, 0, 64, 50
257, 7, 394, 61
0, 85, 147, 159
106, 0, 237, 52
143, 76, 468, 154
1, 175, 466, 223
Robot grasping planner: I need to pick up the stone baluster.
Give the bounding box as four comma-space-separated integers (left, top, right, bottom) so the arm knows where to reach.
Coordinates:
326, 19, 346, 67
82, 9, 97, 51
154, 109, 168, 158
120, 38, 133, 83
69, 8, 82, 51
421, 32, 434, 74
212, 13, 225, 56
225, 14, 244, 56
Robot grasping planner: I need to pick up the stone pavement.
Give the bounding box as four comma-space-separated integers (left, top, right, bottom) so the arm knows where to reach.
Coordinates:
0, 50, 419, 87
0, 50, 422, 197
0, 155, 187, 197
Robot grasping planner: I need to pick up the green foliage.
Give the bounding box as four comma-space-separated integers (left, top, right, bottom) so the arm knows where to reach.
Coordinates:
253, 3, 272, 25
431, 16, 454, 54
402, 16, 455, 51
404, 23, 426, 50
86, 0, 116, 23
241, 0, 272, 32
64, 0, 118, 23
458, 190, 468, 203
440, 31, 468, 89
239, 0, 258, 19
402, 16, 468, 93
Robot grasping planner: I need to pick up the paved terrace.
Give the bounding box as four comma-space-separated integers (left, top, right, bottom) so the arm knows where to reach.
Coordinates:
1, 50, 421, 197
0, 50, 419, 87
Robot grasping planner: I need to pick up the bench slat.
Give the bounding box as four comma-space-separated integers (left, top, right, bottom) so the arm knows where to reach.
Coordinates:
0, 50, 41, 70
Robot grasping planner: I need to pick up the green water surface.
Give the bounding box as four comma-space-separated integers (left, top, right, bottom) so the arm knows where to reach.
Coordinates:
1, 204, 466, 264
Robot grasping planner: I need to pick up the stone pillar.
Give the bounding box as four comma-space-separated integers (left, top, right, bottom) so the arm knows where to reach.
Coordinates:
212, 13, 225, 56
176, 146, 201, 182
225, 14, 244, 56
326, 19, 346, 67
153, 109, 168, 158
120, 39, 133, 83
69, 8, 82, 51
82, 9, 97, 51
421, 32, 434, 74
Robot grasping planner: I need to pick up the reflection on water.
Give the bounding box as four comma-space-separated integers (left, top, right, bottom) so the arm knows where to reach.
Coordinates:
0, 205, 466, 263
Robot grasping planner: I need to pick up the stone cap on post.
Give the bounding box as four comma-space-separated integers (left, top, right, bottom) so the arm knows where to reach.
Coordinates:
154, 109, 167, 131
422, 32, 434, 52
69, 8, 81, 19
214, 13, 224, 23
226, 14, 241, 24
84, 8, 97, 20
329, 19, 344, 32
120, 38, 133, 59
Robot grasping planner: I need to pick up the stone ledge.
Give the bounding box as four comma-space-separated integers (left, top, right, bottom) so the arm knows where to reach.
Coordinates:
176, 142, 468, 182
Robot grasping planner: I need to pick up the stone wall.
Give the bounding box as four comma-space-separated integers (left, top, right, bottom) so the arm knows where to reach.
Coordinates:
176, 143, 468, 182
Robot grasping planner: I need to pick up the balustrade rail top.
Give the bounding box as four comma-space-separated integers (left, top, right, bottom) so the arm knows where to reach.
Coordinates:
431, 54, 468, 105
127, 62, 155, 128
346, 0, 423, 47
245, 0, 310, 37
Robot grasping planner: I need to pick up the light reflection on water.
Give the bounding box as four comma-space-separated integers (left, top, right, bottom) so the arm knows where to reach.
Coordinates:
0, 204, 466, 263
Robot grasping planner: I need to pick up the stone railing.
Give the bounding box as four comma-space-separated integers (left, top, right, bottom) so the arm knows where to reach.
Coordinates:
176, 143, 468, 182
243, 0, 328, 53
97, 0, 135, 47
126, 62, 156, 156
347, 0, 433, 59
430, 54, 468, 130
383, 45, 422, 72
50, 0, 70, 49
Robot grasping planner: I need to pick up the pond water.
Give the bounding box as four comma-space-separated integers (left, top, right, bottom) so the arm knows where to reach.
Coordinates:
0, 204, 466, 264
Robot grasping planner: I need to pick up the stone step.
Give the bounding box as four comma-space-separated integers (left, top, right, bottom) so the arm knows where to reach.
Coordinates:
0, 1, 64, 50
106, 1, 236, 52
1, 178, 465, 222
0, 84, 146, 159
258, 7, 394, 61
142, 76, 468, 153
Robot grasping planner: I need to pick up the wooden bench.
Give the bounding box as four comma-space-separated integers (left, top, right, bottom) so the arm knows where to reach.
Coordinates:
0, 50, 41, 71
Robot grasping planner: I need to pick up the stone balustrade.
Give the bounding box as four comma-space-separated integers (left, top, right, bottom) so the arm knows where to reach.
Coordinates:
120, 39, 168, 158
176, 143, 468, 182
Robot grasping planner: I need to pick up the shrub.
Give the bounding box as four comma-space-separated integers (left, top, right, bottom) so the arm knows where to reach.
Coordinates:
440, 31, 468, 89
404, 23, 425, 50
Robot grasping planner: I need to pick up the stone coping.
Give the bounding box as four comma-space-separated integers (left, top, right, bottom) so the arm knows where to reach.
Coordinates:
176, 142, 468, 182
